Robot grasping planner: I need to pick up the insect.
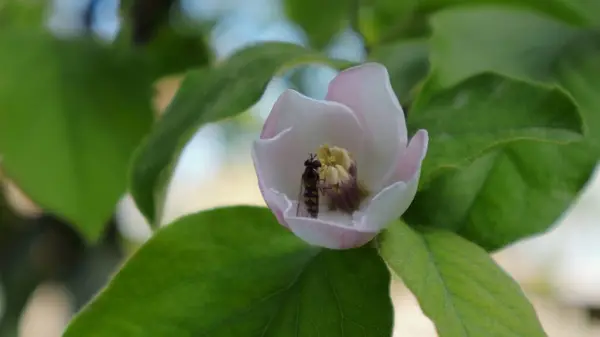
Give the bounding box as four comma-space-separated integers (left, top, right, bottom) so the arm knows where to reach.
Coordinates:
296, 153, 322, 218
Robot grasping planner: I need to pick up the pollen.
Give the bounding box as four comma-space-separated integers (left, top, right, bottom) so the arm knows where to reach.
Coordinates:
321, 164, 350, 191
315, 144, 370, 214
317, 144, 352, 172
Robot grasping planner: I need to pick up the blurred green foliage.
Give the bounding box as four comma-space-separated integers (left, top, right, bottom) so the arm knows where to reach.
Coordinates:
0, 0, 212, 241
0, 31, 154, 240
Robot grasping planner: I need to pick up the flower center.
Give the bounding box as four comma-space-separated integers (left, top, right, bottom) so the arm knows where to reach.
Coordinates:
317, 145, 352, 188
316, 144, 370, 214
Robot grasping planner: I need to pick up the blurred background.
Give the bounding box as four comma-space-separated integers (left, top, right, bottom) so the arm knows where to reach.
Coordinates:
1, 0, 599, 336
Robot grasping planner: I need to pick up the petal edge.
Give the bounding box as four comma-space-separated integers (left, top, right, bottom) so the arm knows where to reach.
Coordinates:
394, 129, 429, 184
286, 216, 378, 249
326, 63, 408, 191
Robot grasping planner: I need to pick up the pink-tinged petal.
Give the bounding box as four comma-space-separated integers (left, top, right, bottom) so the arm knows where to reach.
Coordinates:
350, 131, 428, 232
270, 193, 377, 249
262, 89, 363, 141
260, 184, 289, 227
252, 128, 298, 202
252, 94, 366, 199
326, 63, 407, 191
261, 91, 289, 139
394, 129, 429, 184
253, 149, 287, 226
353, 178, 419, 232
286, 217, 378, 249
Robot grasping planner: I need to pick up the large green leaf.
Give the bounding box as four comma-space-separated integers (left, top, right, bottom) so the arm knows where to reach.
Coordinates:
0, 30, 154, 240
405, 142, 595, 250
553, 33, 600, 144
404, 73, 595, 250
130, 42, 352, 227
429, 7, 600, 145
402, 7, 599, 250
429, 7, 581, 86
63, 206, 394, 337
408, 73, 584, 186
379, 221, 547, 337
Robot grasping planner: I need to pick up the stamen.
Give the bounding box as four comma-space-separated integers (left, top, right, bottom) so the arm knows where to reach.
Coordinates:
315, 144, 370, 214
317, 144, 352, 171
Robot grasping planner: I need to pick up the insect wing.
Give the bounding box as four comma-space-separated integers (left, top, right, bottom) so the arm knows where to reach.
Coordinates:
296, 177, 311, 217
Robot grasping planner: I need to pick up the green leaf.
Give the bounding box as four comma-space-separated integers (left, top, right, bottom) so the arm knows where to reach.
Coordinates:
130, 42, 352, 227
0, 30, 154, 240
64, 206, 394, 337
405, 73, 596, 250
368, 39, 429, 106
361, 0, 596, 48
429, 7, 581, 87
379, 221, 547, 337
408, 73, 584, 185
553, 33, 600, 145
403, 7, 600, 250
420, 0, 596, 27
285, 0, 350, 48
405, 142, 596, 250
429, 7, 600, 146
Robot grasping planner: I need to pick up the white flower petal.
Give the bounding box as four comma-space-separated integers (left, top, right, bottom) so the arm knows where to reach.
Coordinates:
253, 128, 298, 202
354, 175, 420, 232
261, 192, 377, 249
282, 202, 377, 249
393, 129, 429, 184
256, 183, 288, 226
286, 217, 378, 249
326, 63, 408, 191
253, 93, 366, 199
262, 89, 361, 141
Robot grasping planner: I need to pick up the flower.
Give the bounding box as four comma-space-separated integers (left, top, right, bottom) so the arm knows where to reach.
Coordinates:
252, 63, 429, 249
